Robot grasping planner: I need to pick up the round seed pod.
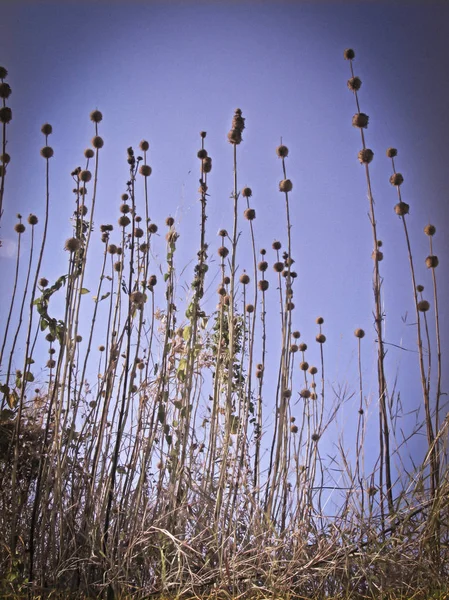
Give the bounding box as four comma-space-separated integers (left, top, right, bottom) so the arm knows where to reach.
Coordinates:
255, 369, 263, 379
200, 131, 207, 138
0, 107, 12, 123
140, 140, 149, 151
197, 149, 208, 159
118, 215, 131, 228
139, 242, 148, 252
344, 48, 355, 60
416, 284, 424, 292
240, 273, 250, 285
134, 227, 144, 238
166, 216, 175, 227
101, 233, 109, 243
148, 274, 157, 286
424, 224, 436, 236
223, 276, 231, 285
14, 223, 25, 234
316, 334, 326, 344
258, 261, 268, 272
347, 76, 362, 92
272, 241, 282, 250
310, 392, 317, 400
120, 203, 130, 214
92, 136, 104, 149
352, 113, 369, 129
377, 240, 383, 247
425, 255, 439, 268
218, 246, 229, 258
64, 237, 81, 252
299, 361, 309, 371
299, 343, 307, 352
291, 271, 298, 278
260, 248, 266, 255
217, 285, 226, 296
84, 148, 94, 159
417, 300, 430, 312
244, 208, 256, 220
276, 145, 289, 158
228, 129, 242, 144
121, 193, 129, 201
46, 333, 55, 342
242, 187, 252, 198
273, 262, 284, 273
1, 152, 10, 163
358, 148, 374, 164
40, 123, 52, 136
316, 317, 324, 325
283, 389, 292, 399
0, 82, 11, 99
300, 388, 311, 399
139, 164, 152, 177
40, 146, 54, 159
39, 278, 49, 288
290, 424, 299, 433
354, 328, 365, 338
292, 331, 300, 339
258, 280, 269, 292
47, 359, 56, 369
389, 173, 404, 186
286, 302, 295, 311
218, 229, 228, 237
0, 66, 8, 78
79, 170, 92, 182
309, 366, 318, 375
394, 202, 409, 216
311, 433, 320, 442
386, 147, 397, 158
372, 249, 383, 262
114, 261, 122, 273
290, 344, 299, 353
100, 224, 113, 232
130, 291, 145, 304
90, 110, 103, 123
279, 179, 293, 192
108, 244, 118, 255
202, 157, 212, 172
78, 205, 88, 216
76, 335, 82, 342
246, 304, 255, 313
28, 214, 38, 225
116, 248, 122, 255
148, 223, 158, 234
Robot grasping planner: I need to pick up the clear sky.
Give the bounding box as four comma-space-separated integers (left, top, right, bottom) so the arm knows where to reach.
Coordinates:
1, 1, 448, 496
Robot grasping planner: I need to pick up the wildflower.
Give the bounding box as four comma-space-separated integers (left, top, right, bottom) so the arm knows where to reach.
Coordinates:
134, 227, 144, 238
148, 223, 158, 234
416, 284, 424, 292
258, 261, 268, 271
244, 208, 256, 220
299, 361, 309, 371
272, 241, 281, 250
79, 170, 92, 182
218, 246, 229, 258
316, 334, 326, 344
0, 82, 12, 99
118, 215, 131, 228
316, 317, 324, 325
1, 153, 10, 163
299, 343, 307, 351
273, 262, 284, 273
239, 273, 250, 285
309, 366, 318, 375
311, 433, 320, 442
166, 216, 175, 227
246, 304, 255, 313
202, 157, 212, 172
300, 388, 311, 398
291, 425, 299, 433
292, 331, 300, 339
39, 278, 49, 288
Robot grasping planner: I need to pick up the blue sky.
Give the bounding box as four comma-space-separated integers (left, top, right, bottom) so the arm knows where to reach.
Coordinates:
1, 1, 448, 495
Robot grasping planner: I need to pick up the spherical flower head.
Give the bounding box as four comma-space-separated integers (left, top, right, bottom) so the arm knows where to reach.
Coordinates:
311, 433, 320, 442
120, 203, 130, 214
425, 255, 439, 269
148, 223, 158, 234
299, 343, 307, 352
354, 328, 365, 338
218, 229, 228, 237
121, 193, 129, 201
417, 300, 430, 312
344, 48, 355, 60
202, 156, 212, 173
390, 173, 404, 186
228, 129, 242, 145
90, 110, 103, 123
352, 113, 369, 129
292, 331, 300, 339
386, 147, 398, 158
1, 152, 10, 164
78, 205, 88, 216
14, 222, 25, 234
40, 146, 54, 159
41, 123, 52, 136
299, 361, 309, 371
416, 284, 424, 293
197, 149, 208, 159
276, 145, 289, 158
39, 277, 49, 288
118, 215, 131, 228
99, 345, 105, 352
279, 179, 293, 193
242, 186, 252, 198
0, 66, 8, 79
200, 131, 207, 139
140, 140, 149, 151
424, 224, 436, 236
92, 135, 104, 149
394, 202, 409, 216
290, 344, 298, 353
316, 316, 324, 325
0, 107, 12, 124
28, 214, 38, 225
65, 237, 82, 252
133, 227, 143, 239
83, 148, 94, 160
217, 285, 226, 296
165, 216, 175, 227
290, 424, 299, 433
108, 244, 118, 255
239, 273, 250, 285
244, 208, 256, 220
148, 274, 157, 287
300, 388, 311, 398
358, 148, 374, 164
372, 249, 384, 262
0, 82, 12, 99
79, 170, 92, 183
309, 366, 318, 375
218, 246, 229, 258
130, 291, 145, 305
347, 76, 362, 92
246, 304, 255, 313
316, 333, 326, 344
47, 359, 56, 369
258, 279, 269, 292
258, 260, 268, 272
272, 241, 282, 250
114, 261, 122, 273
139, 164, 152, 177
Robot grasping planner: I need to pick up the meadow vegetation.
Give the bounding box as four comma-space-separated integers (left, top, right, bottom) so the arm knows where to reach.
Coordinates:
0, 50, 447, 599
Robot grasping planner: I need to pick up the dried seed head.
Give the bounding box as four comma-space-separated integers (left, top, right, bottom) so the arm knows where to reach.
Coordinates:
372, 249, 383, 262
290, 424, 299, 433
118, 215, 131, 228
276, 145, 289, 158
417, 300, 430, 312
140, 140, 149, 151
354, 328, 365, 338
139, 242, 148, 252
283, 389, 292, 398
90, 110, 103, 123
218, 229, 228, 237
416, 284, 424, 293
121, 193, 129, 201
223, 276, 231, 285
299, 343, 307, 352
316, 317, 324, 325
425, 255, 439, 269
358, 148, 374, 164
108, 244, 118, 255
139, 164, 152, 177
114, 261, 122, 273
78, 205, 88, 216
394, 202, 409, 216
41, 123, 52, 136
218, 246, 229, 258
120, 203, 130, 214
242, 186, 252, 198
47, 359, 56, 369
197, 149, 208, 159
260, 248, 266, 255
28, 214, 38, 225
149, 274, 157, 287
46, 333, 55, 342
309, 366, 318, 375
92, 135, 104, 149
244, 208, 256, 220
286, 302, 295, 311
347, 76, 362, 92
258, 279, 269, 292
386, 147, 398, 158
273, 261, 284, 273
424, 224, 436, 236
272, 241, 282, 250
279, 179, 293, 193
101, 233, 109, 243
166, 216, 175, 227
99, 345, 105, 352
0, 107, 12, 123
377, 240, 383, 247
0, 82, 11, 99
344, 48, 355, 60
292, 331, 300, 339
130, 291, 145, 304
246, 304, 255, 313
258, 261, 268, 272
390, 173, 404, 186
200, 131, 207, 138
368, 486, 378, 497
148, 223, 158, 234
76, 335, 82, 342
352, 113, 369, 129
311, 432, 320, 442
239, 273, 250, 285
14, 222, 25, 234
100, 224, 113, 232
1, 152, 10, 164
0, 66, 8, 79
299, 361, 309, 371
228, 129, 242, 144
300, 388, 311, 398
134, 227, 144, 238
316, 333, 326, 344
64, 237, 81, 252
79, 170, 92, 182
40, 146, 54, 159
290, 344, 298, 353
39, 278, 49, 288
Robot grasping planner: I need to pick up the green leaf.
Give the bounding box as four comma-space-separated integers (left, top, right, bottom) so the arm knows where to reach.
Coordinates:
80, 288, 90, 295
24, 371, 35, 382
230, 414, 240, 434
164, 273, 169, 282
183, 326, 191, 342
26, 357, 35, 365
100, 292, 111, 301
